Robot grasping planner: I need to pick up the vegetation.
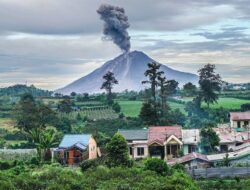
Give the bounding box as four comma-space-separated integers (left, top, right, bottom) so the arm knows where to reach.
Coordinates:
101, 71, 118, 105
198, 64, 222, 108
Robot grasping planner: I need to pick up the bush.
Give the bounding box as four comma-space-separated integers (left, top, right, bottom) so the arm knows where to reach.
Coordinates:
0, 161, 14, 170
29, 157, 40, 166
144, 158, 169, 176
81, 159, 98, 172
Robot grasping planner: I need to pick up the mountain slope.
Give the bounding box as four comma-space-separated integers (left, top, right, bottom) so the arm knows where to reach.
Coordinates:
56, 51, 198, 94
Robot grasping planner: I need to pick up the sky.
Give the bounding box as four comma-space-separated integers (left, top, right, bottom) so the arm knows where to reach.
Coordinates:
0, 0, 250, 90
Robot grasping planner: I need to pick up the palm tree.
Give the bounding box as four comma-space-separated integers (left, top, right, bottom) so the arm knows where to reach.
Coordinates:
101, 71, 118, 105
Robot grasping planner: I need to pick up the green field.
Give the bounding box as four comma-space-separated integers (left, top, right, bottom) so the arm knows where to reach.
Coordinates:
118, 100, 186, 117
118, 97, 249, 117
203, 97, 249, 109
0, 118, 15, 131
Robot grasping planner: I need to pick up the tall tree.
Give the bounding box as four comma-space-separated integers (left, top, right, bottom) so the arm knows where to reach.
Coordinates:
142, 62, 163, 103
12, 93, 56, 160
200, 126, 219, 154
183, 82, 197, 97
101, 71, 118, 105
198, 64, 222, 107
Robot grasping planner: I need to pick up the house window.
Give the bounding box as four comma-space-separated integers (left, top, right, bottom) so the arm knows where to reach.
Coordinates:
237, 121, 241, 128
129, 147, 133, 155
244, 121, 249, 126
137, 147, 144, 156
188, 145, 196, 153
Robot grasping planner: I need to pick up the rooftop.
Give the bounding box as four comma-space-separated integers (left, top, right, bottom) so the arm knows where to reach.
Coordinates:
118, 129, 148, 140
230, 112, 250, 121
168, 152, 209, 165
59, 134, 91, 148
148, 126, 182, 145
182, 129, 200, 144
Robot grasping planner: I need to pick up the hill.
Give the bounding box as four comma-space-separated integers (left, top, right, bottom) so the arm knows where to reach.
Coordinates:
56, 51, 198, 95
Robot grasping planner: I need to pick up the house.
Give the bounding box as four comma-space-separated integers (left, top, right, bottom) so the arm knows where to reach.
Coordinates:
168, 152, 210, 169
214, 127, 250, 152
182, 129, 200, 155
229, 112, 250, 131
120, 126, 183, 160
207, 146, 250, 166
118, 129, 148, 159
148, 126, 183, 160
56, 134, 98, 165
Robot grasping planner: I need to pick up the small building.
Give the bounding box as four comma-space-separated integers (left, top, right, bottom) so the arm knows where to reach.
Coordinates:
182, 129, 200, 155
119, 129, 148, 159
229, 112, 250, 131
56, 134, 98, 165
168, 152, 210, 169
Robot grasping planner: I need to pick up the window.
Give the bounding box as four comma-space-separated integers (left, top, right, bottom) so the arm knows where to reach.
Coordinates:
244, 121, 249, 126
137, 147, 144, 156
188, 145, 196, 153
237, 121, 241, 128
129, 147, 133, 155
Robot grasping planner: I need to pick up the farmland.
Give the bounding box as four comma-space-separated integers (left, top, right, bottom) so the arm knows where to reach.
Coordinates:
118, 97, 249, 117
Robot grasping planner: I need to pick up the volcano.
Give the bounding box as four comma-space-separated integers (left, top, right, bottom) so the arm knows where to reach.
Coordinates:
56, 51, 198, 94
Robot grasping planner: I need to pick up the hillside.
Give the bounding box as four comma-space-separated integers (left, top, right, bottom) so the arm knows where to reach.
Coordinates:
56, 51, 198, 95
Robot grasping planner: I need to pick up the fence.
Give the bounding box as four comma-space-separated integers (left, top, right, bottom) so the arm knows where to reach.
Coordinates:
188, 167, 250, 179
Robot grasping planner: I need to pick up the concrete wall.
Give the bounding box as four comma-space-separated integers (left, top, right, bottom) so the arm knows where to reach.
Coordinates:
88, 136, 97, 160
129, 141, 148, 159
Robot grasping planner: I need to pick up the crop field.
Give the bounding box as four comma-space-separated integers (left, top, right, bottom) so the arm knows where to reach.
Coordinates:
0, 118, 15, 131
59, 108, 118, 120
203, 97, 249, 109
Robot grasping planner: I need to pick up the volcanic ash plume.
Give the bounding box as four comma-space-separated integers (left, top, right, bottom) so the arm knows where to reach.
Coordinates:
97, 4, 131, 52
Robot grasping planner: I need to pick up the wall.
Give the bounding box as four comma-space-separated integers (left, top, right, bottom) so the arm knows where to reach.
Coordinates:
128, 141, 148, 159
88, 137, 97, 160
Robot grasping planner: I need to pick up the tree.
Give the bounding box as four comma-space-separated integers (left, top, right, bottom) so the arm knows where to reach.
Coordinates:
106, 132, 132, 167
183, 82, 197, 97
101, 71, 118, 105
241, 103, 250, 112
198, 64, 222, 107
12, 93, 56, 160
37, 128, 57, 161
70, 92, 77, 97
200, 126, 219, 154
142, 62, 163, 103
57, 98, 72, 113
139, 101, 158, 125
112, 102, 121, 113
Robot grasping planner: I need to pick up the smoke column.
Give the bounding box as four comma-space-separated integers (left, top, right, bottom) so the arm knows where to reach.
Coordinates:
97, 4, 131, 52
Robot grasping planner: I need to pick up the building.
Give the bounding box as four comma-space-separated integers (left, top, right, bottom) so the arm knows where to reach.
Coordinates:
148, 126, 183, 160
229, 112, 250, 131
168, 152, 210, 169
118, 129, 148, 159
120, 126, 183, 160
182, 129, 200, 155
56, 134, 98, 165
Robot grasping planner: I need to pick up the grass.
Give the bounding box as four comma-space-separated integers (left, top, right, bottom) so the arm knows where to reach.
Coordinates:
118, 100, 186, 117
117, 100, 142, 117
118, 97, 249, 117
0, 118, 15, 131
202, 97, 249, 109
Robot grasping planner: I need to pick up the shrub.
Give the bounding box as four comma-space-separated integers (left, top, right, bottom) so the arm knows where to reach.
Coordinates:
144, 158, 169, 176
0, 161, 14, 170
81, 159, 98, 172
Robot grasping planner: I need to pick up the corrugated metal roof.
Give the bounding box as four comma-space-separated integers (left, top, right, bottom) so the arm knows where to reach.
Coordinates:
118, 129, 148, 140
230, 112, 250, 121
59, 134, 91, 148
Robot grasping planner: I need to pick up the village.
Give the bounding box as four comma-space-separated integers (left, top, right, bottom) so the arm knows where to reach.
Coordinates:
55, 111, 250, 172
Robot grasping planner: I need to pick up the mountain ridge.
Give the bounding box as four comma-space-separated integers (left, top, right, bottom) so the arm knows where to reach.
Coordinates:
56, 51, 198, 94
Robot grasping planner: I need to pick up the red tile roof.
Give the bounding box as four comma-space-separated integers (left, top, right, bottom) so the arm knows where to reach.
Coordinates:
230, 112, 250, 121
168, 152, 209, 165
148, 126, 182, 145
